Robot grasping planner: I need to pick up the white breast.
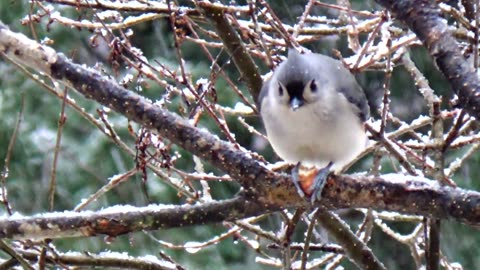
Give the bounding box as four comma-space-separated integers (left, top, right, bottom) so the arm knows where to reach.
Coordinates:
261, 92, 366, 170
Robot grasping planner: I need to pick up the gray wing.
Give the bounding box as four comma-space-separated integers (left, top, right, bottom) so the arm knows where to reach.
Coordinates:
337, 81, 370, 122
313, 54, 370, 122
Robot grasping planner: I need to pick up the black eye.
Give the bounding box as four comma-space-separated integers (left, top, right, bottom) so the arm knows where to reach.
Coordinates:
278, 85, 284, 96
310, 80, 317, 92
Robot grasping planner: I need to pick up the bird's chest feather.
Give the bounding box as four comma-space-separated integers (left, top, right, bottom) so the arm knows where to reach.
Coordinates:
266, 102, 336, 142
261, 96, 365, 165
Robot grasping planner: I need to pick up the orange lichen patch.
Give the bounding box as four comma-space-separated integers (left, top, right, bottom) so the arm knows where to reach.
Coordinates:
96, 218, 130, 237
298, 167, 319, 196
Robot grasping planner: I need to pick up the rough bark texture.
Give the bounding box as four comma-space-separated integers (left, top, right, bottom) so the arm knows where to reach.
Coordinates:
0, 197, 259, 240
323, 175, 480, 225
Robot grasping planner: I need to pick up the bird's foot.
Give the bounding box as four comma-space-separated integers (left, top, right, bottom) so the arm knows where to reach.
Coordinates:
291, 162, 306, 198
291, 162, 334, 204
308, 161, 333, 204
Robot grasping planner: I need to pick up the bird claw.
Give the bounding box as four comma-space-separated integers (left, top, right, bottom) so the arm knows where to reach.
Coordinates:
309, 161, 333, 205
291, 162, 307, 198
291, 161, 333, 205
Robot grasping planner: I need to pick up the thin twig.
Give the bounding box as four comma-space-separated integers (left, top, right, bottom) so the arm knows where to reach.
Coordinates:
352, 14, 386, 70
380, 38, 392, 135
0, 240, 34, 270
48, 87, 68, 211
267, 243, 344, 253
474, 0, 479, 69
300, 208, 320, 270
425, 101, 444, 270
316, 209, 386, 270
366, 123, 418, 175
0, 95, 24, 215
292, 0, 316, 39
198, 1, 263, 102
73, 168, 138, 211
314, 1, 377, 17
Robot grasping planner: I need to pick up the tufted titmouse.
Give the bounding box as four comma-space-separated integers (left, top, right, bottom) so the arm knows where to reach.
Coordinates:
259, 49, 369, 203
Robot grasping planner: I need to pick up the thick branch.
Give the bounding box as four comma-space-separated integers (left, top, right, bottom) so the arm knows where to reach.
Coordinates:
375, 0, 480, 118
0, 196, 260, 240
322, 174, 480, 226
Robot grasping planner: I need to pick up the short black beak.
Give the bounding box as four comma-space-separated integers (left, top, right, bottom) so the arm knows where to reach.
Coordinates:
289, 97, 304, 111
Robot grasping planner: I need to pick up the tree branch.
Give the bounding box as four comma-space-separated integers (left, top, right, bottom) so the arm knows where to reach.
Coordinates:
12, 249, 180, 270
322, 174, 480, 226
0, 196, 259, 240
375, 0, 480, 119
316, 209, 386, 270
198, 1, 263, 102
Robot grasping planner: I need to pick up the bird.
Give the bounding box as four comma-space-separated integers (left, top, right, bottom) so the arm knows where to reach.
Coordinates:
259, 49, 370, 203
